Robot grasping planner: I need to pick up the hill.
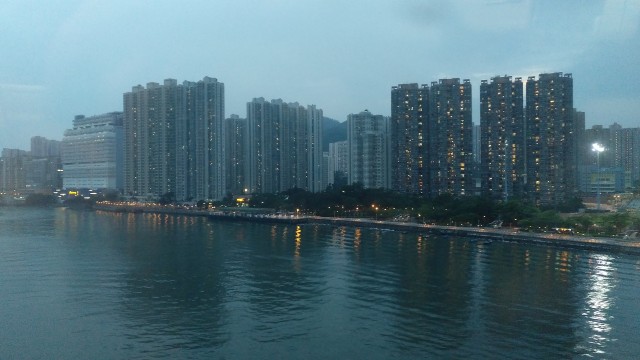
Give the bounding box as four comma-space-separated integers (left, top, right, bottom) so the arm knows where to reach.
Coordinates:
322, 117, 347, 151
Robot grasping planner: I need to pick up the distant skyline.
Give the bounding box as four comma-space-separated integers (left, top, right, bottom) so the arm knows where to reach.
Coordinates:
1, 0, 639, 149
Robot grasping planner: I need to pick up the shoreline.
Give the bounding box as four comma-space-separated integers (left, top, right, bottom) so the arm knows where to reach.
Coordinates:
92, 204, 640, 256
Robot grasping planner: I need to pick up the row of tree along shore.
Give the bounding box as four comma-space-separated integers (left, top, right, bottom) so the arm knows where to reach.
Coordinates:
90, 201, 640, 256
7, 183, 640, 240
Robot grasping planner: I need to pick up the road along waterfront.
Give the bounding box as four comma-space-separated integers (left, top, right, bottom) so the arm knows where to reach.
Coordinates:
94, 202, 640, 256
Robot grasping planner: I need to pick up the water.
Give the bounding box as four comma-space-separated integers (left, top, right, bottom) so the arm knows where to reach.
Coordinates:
1, 208, 639, 359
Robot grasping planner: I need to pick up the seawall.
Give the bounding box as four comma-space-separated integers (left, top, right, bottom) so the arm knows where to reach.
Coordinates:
93, 204, 640, 256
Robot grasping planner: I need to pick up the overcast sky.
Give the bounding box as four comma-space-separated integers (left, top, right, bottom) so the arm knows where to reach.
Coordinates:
1, 0, 639, 149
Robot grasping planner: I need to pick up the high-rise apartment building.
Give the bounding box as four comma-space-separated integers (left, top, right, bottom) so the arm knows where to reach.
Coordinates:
123, 77, 225, 201
31, 136, 61, 158
62, 113, 123, 190
428, 78, 473, 197
328, 140, 348, 187
321, 151, 329, 191
347, 110, 389, 189
480, 76, 525, 199
225, 114, 246, 195
26, 157, 62, 192
581, 123, 640, 192
306, 105, 324, 192
573, 109, 586, 182
471, 124, 482, 195
176, 77, 226, 201
390, 83, 428, 195
0, 148, 28, 193
28, 136, 62, 192
246, 98, 323, 194
618, 127, 640, 189
525, 73, 575, 205
124, 80, 175, 199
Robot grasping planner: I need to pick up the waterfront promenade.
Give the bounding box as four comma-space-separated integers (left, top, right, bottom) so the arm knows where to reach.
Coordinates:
93, 202, 640, 256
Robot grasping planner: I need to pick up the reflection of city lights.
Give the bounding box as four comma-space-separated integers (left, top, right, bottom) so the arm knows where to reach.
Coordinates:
293, 225, 302, 271
354, 228, 361, 253
556, 251, 570, 273
295, 225, 302, 253
585, 254, 614, 349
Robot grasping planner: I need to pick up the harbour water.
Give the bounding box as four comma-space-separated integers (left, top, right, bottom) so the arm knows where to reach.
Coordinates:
1, 207, 639, 359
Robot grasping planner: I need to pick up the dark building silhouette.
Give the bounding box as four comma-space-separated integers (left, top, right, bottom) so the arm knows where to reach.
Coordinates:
246, 98, 323, 194
225, 114, 247, 196
428, 78, 473, 197
390, 83, 429, 195
480, 76, 525, 200
525, 73, 575, 205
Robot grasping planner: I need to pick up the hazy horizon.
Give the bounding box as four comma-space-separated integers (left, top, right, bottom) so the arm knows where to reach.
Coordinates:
2, 0, 639, 149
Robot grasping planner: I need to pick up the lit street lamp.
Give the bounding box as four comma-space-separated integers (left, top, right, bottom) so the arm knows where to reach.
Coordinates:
592, 143, 605, 211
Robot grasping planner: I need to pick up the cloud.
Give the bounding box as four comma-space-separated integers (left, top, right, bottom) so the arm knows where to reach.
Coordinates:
399, 0, 533, 32
594, 0, 640, 40
0, 83, 46, 92
453, 0, 533, 31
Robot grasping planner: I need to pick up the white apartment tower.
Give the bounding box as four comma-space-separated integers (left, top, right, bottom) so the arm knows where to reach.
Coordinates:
246, 98, 323, 194
347, 110, 389, 189
328, 140, 348, 186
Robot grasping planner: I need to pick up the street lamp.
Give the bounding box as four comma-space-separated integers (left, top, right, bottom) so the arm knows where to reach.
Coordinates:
592, 143, 605, 211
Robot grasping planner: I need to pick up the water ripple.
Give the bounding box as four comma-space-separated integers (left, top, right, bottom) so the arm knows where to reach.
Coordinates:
1, 209, 639, 359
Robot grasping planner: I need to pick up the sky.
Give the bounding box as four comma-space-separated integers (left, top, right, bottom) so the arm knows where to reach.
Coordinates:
1, 0, 639, 150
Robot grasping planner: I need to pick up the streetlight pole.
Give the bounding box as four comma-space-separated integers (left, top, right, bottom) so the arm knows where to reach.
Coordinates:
592, 143, 605, 211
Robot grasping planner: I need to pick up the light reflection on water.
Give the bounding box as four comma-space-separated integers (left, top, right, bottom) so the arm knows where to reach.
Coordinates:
581, 254, 615, 355
0, 208, 639, 359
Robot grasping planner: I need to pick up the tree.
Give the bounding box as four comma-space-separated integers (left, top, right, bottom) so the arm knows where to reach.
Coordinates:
102, 189, 120, 201
604, 213, 631, 235
158, 192, 175, 205
498, 199, 538, 226
519, 210, 561, 231
556, 196, 585, 213
25, 193, 57, 206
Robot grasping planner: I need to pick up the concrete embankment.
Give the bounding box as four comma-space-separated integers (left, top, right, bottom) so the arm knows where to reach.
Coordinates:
92, 204, 640, 256
95, 204, 210, 217
309, 217, 640, 255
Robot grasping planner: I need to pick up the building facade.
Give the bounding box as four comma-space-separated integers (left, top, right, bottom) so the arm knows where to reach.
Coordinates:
390, 83, 429, 195
31, 136, 61, 158
0, 148, 28, 193
124, 77, 225, 201
28, 136, 62, 192
62, 113, 123, 191
525, 73, 575, 205
225, 114, 246, 196
347, 110, 389, 189
328, 140, 348, 187
581, 123, 640, 192
306, 105, 324, 192
480, 76, 525, 200
176, 77, 226, 201
427, 78, 473, 197
246, 98, 323, 194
